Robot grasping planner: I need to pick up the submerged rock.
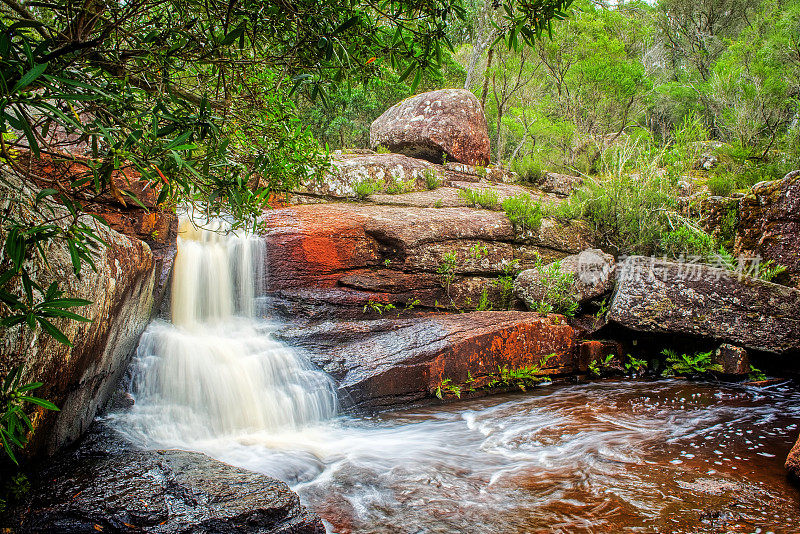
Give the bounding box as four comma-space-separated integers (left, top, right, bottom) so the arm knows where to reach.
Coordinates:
514, 248, 616, 310
786, 434, 800, 480
370, 89, 490, 166
5, 430, 324, 533
736, 169, 800, 288
607, 256, 800, 354
278, 311, 577, 409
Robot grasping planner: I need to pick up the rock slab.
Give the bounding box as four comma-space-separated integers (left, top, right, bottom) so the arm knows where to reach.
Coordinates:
0, 176, 159, 457
607, 256, 800, 354
278, 311, 577, 409
370, 89, 490, 166
5, 444, 324, 533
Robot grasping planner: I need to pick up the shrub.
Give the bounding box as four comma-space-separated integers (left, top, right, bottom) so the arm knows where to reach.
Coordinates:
707, 172, 736, 197
375, 145, 392, 154
661, 349, 722, 377
385, 174, 416, 194
502, 194, 543, 233
354, 178, 382, 199
423, 169, 442, 190
459, 188, 499, 209
531, 259, 579, 317
510, 155, 544, 183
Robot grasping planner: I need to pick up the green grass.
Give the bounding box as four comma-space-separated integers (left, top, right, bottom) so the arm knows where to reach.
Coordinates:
502, 194, 543, 233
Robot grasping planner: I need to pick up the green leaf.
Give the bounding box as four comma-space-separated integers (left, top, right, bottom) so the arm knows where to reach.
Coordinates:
37, 317, 72, 346
20, 396, 59, 411
12, 62, 48, 92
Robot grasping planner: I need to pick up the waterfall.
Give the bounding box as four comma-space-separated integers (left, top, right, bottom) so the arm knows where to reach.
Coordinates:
116, 215, 338, 444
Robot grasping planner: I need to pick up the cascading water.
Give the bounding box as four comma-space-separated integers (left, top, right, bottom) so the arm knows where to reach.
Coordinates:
113, 216, 337, 446
109, 215, 800, 534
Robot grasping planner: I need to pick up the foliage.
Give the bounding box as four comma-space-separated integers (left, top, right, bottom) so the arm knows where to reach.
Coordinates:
496, 259, 521, 310
1, 366, 59, 464
475, 287, 492, 311
385, 174, 417, 194
661, 348, 723, 378
487, 354, 555, 392
531, 259, 578, 317
354, 178, 383, 199
424, 169, 443, 190
502, 194, 543, 233
362, 300, 396, 315
624, 354, 648, 377
459, 188, 499, 209
748, 366, 767, 382
588, 354, 614, 377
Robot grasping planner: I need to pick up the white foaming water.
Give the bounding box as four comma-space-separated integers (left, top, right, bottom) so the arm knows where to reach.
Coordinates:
114, 216, 338, 445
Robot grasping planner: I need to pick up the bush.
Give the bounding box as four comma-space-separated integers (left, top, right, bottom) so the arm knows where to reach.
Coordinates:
459, 188, 499, 209
354, 178, 383, 199
423, 169, 442, 190
706, 172, 736, 197
502, 194, 543, 233
531, 260, 579, 317
510, 155, 544, 183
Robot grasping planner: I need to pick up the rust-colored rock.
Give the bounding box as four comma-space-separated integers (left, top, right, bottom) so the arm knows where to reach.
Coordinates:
735, 170, 800, 288
370, 89, 490, 166
786, 434, 800, 479
278, 311, 577, 409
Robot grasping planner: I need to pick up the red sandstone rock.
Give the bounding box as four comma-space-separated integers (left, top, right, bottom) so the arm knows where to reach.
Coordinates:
370, 89, 491, 166
277, 311, 577, 409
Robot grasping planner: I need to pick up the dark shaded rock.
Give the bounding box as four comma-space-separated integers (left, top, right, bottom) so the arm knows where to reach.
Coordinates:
713, 344, 749, 376
4, 434, 323, 533
0, 175, 160, 457
577, 340, 625, 374
370, 89, 490, 166
735, 170, 800, 288
537, 172, 584, 197
277, 311, 577, 409
684, 195, 738, 243
607, 256, 800, 354
514, 249, 616, 310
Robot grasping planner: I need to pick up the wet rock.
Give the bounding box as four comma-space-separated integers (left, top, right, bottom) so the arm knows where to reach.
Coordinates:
0, 175, 159, 457
261, 204, 595, 314
607, 256, 800, 354
5, 437, 323, 533
278, 311, 577, 409
536, 172, 584, 197
685, 195, 738, 242
786, 434, 800, 479
514, 249, 616, 310
370, 89, 490, 166
577, 340, 625, 373
713, 344, 749, 376
735, 170, 800, 288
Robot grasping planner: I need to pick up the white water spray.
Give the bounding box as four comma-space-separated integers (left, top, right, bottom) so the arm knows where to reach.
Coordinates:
117, 216, 337, 445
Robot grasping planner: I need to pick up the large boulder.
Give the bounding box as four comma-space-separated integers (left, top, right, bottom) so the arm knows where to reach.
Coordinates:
0, 176, 160, 456
4, 428, 324, 533
607, 256, 800, 354
514, 248, 616, 310
277, 311, 577, 409
370, 89, 490, 166
735, 170, 800, 288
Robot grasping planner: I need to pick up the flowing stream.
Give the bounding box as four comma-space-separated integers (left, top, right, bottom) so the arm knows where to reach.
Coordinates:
109, 219, 800, 534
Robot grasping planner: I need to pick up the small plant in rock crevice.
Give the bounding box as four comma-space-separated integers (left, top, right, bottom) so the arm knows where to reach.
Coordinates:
588, 354, 615, 377
496, 259, 521, 310
747, 366, 767, 382
362, 299, 396, 315
423, 169, 442, 190
436, 251, 459, 308
624, 354, 648, 377
531, 259, 579, 317
661, 349, 723, 378
459, 188, 499, 209
354, 177, 383, 199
